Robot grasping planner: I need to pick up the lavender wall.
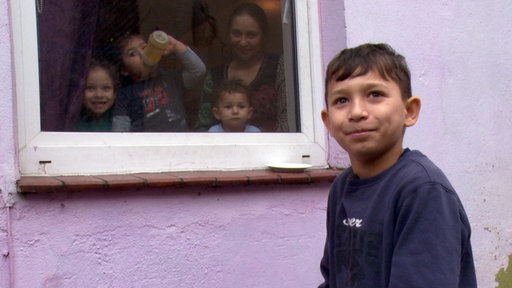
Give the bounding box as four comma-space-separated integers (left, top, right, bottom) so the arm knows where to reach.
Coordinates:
341, 1, 512, 287
2, 0, 512, 287
0, 2, 338, 287
8, 185, 330, 287
1, 0, 18, 285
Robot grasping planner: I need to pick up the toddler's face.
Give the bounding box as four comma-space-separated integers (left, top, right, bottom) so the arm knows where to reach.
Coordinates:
121, 36, 155, 82
212, 92, 254, 132
84, 67, 115, 118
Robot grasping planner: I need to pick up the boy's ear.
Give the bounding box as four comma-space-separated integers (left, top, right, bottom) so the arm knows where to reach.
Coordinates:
211, 107, 221, 120
321, 109, 332, 133
404, 96, 421, 127
248, 107, 254, 119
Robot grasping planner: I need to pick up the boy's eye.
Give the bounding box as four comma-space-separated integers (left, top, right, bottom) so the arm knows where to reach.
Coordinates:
333, 97, 348, 105
369, 91, 383, 98
127, 50, 138, 57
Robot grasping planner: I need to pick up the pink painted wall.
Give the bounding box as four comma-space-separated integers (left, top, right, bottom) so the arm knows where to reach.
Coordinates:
318, 0, 351, 169
8, 185, 330, 287
0, 2, 340, 287
1, 0, 18, 284
341, 1, 512, 287
2, 1, 512, 287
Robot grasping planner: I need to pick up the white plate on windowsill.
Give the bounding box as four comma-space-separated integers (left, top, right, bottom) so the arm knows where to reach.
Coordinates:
266, 163, 313, 173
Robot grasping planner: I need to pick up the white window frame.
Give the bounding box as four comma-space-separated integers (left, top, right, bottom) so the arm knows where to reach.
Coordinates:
12, 1, 327, 176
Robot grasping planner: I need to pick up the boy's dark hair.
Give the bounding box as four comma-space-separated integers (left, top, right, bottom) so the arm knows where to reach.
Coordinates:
213, 79, 252, 106
228, 3, 269, 36
113, 32, 146, 86
325, 43, 412, 103
88, 58, 120, 92
114, 32, 145, 64
115, 32, 145, 52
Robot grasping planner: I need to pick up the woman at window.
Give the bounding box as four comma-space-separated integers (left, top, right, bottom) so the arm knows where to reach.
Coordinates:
195, 2, 289, 132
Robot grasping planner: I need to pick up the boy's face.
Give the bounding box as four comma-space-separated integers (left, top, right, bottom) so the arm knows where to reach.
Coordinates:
121, 36, 155, 82
212, 92, 254, 132
84, 67, 115, 118
322, 71, 420, 164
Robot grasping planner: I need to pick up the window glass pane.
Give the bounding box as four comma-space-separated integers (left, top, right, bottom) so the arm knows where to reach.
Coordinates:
36, 0, 299, 133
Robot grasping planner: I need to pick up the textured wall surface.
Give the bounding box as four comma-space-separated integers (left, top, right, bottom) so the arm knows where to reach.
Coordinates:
9, 185, 329, 287
342, 1, 512, 287
1, 0, 16, 285
1, 0, 512, 287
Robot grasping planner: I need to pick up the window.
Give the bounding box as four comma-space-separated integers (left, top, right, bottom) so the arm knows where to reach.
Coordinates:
12, 0, 326, 175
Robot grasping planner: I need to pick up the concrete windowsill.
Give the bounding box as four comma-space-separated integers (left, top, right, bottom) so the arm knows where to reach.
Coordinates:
17, 168, 342, 194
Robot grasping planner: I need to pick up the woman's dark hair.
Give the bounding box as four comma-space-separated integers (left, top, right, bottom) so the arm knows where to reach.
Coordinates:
228, 2, 269, 35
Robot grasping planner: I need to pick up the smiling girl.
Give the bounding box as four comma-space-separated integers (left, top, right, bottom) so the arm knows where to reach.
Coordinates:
75, 59, 119, 132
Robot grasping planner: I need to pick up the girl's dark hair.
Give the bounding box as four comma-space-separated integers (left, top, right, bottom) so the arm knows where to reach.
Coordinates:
88, 58, 120, 92
213, 79, 252, 106
325, 43, 412, 103
228, 2, 269, 35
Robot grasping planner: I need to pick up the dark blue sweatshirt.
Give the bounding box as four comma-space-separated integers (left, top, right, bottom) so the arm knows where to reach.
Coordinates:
319, 149, 477, 288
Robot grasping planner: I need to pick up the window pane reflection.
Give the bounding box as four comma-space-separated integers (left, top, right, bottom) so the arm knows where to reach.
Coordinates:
37, 0, 299, 132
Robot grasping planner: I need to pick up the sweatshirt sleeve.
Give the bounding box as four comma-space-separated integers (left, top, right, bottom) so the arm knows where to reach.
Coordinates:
388, 182, 472, 287
176, 47, 206, 90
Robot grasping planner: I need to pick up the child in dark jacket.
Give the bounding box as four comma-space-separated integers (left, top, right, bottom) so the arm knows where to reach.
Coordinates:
318, 43, 477, 287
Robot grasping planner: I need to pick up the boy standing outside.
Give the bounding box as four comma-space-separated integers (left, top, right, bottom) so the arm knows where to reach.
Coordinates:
318, 43, 476, 287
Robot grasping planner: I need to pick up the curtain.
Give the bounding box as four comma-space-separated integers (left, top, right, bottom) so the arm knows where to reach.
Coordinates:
37, 1, 101, 131
37, 0, 139, 131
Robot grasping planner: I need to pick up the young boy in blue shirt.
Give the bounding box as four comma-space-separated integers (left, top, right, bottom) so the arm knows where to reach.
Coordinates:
318, 43, 477, 287
208, 80, 261, 132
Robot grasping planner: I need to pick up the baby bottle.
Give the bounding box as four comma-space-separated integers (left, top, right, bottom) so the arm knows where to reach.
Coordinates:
142, 30, 169, 66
